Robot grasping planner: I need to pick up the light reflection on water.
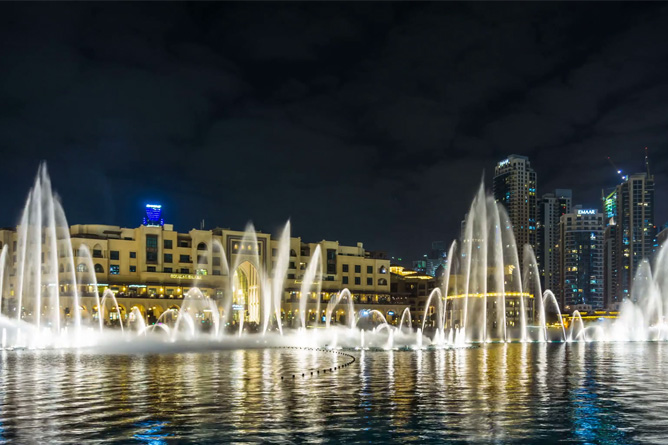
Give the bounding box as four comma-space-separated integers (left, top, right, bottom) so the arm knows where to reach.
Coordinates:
0, 343, 667, 443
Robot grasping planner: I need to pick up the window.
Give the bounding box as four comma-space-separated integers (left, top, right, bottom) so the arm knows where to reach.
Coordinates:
355, 277, 361, 285
94, 264, 104, 273
213, 257, 221, 266
213, 270, 221, 276
129, 251, 136, 259
367, 266, 373, 274
164, 267, 172, 273
326, 249, 337, 275
179, 255, 190, 263
378, 278, 387, 285
180, 268, 189, 274
147, 266, 156, 272
342, 276, 349, 285
93, 249, 103, 258
164, 239, 172, 249
367, 277, 372, 286
164, 253, 173, 263
110, 265, 120, 275
355, 265, 361, 273
289, 262, 296, 269
197, 255, 208, 264
287, 273, 295, 279
129, 266, 137, 273
379, 266, 387, 274
76, 263, 88, 273
110, 250, 119, 260
146, 235, 158, 263
197, 242, 207, 251
212, 242, 221, 253
272, 248, 277, 256
342, 264, 349, 273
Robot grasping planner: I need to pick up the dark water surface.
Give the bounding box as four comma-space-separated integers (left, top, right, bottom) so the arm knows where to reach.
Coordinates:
1, 343, 668, 443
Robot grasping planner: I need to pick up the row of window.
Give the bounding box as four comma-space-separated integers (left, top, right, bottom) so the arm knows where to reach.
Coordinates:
341, 277, 388, 286
342, 265, 387, 274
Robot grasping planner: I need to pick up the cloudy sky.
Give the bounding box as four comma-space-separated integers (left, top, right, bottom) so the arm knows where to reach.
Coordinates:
1, 3, 667, 260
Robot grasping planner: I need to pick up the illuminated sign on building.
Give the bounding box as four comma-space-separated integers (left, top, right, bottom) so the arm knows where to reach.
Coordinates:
577, 209, 597, 215
143, 204, 164, 227
232, 304, 245, 311
169, 274, 202, 280
498, 159, 510, 167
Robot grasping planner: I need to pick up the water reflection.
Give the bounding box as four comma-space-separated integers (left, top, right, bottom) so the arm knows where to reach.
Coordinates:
0, 344, 667, 443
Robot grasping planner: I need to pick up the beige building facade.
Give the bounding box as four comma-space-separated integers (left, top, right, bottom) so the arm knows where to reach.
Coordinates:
0, 221, 397, 330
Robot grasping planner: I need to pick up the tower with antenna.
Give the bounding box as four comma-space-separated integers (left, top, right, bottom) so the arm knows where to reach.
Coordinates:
602, 148, 656, 308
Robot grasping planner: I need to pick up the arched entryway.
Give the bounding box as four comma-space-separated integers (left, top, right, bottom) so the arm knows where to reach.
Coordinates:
233, 261, 260, 325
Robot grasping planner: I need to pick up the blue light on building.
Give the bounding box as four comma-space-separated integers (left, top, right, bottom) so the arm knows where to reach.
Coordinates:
143, 204, 164, 227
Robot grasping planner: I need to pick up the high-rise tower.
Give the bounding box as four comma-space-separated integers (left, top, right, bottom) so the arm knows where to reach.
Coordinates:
537, 189, 572, 298
603, 172, 655, 306
560, 207, 605, 309
493, 155, 538, 259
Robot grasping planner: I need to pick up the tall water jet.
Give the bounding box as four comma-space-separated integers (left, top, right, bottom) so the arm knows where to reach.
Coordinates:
77, 244, 102, 331
270, 221, 291, 335
299, 245, 322, 329
325, 288, 355, 329
398, 307, 412, 332
0, 245, 6, 316
228, 223, 263, 336
522, 245, 542, 342
421, 288, 443, 332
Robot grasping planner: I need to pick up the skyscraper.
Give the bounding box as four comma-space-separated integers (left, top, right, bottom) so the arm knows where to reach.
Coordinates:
602, 172, 656, 306
537, 189, 572, 298
560, 207, 605, 310
493, 155, 538, 262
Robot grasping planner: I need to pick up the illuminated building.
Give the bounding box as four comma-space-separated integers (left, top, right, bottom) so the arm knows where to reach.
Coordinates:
389, 265, 438, 327
560, 207, 604, 309
602, 171, 655, 306
0, 210, 394, 327
537, 189, 572, 301
493, 155, 538, 268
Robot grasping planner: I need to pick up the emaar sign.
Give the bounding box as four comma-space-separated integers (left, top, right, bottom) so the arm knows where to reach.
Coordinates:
577, 209, 596, 215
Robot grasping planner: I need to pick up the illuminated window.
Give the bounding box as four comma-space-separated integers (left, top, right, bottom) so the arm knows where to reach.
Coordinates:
110, 265, 120, 275
76, 263, 88, 273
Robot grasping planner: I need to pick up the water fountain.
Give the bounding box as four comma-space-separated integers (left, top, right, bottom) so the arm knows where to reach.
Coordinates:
1, 163, 668, 352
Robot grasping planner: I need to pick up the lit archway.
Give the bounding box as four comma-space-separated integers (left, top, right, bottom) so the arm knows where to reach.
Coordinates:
233, 260, 261, 324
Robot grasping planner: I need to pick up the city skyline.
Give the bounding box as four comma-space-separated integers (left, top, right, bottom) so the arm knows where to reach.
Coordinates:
1, 3, 668, 262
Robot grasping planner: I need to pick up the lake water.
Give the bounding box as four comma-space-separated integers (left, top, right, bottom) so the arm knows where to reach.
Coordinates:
1, 342, 668, 443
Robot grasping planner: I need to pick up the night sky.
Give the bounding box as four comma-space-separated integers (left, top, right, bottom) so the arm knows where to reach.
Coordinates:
1, 3, 668, 261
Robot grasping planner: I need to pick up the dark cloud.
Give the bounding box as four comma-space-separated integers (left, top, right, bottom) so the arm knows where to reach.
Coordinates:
1, 2, 668, 261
